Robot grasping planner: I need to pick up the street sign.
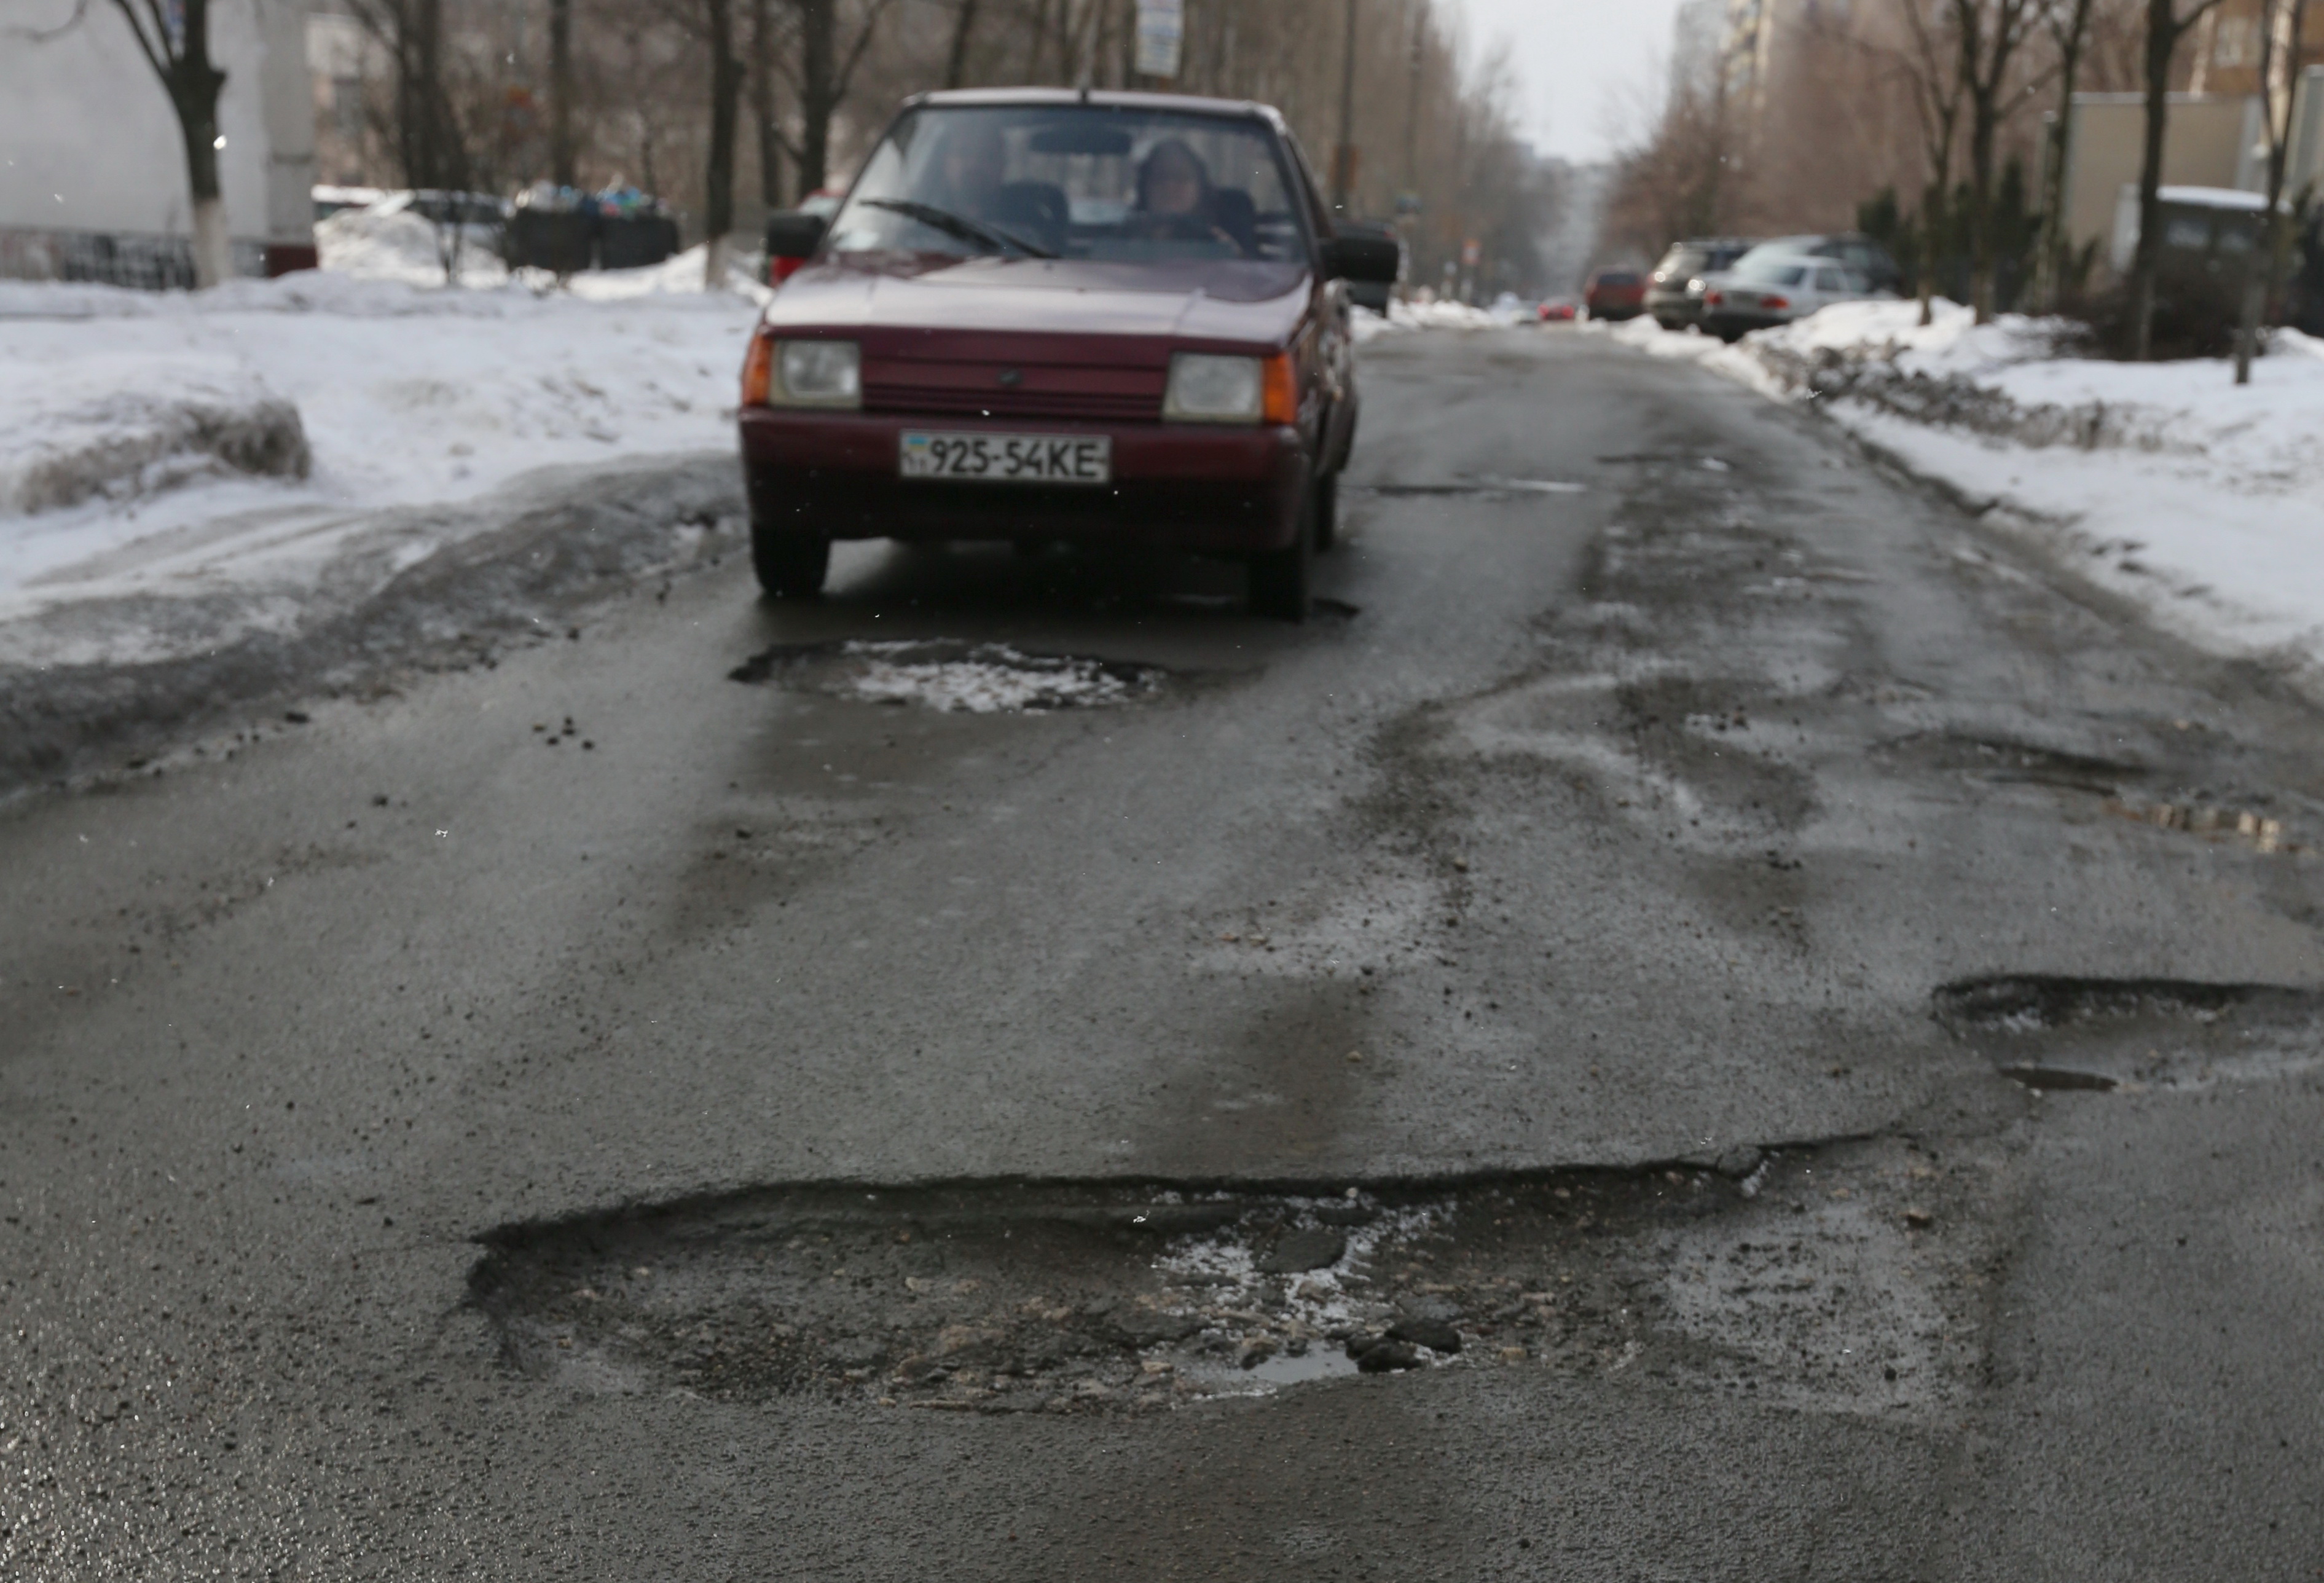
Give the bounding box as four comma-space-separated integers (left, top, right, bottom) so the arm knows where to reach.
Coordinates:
1136, 0, 1184, 80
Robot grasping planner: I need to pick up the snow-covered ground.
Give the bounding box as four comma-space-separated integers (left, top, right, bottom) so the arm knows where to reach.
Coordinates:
1599, 303, 2324, 694
0, 213, 761, 662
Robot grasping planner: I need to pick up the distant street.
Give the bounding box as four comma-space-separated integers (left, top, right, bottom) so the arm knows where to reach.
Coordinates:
6, 328, 2320, 1580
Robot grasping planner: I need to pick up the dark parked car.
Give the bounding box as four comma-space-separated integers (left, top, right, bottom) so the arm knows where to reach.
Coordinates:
1584, 267, 1647, 320
740, 88, 1399, 619
1733, 233, 1902, 294
1332, 218, 1402, 313
1645, 237, 1754, 329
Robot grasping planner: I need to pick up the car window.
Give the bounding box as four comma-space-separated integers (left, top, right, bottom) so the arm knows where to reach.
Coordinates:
1658, 249, 1706, 276
826, 104, 1311, 265
1737, 257, 1810, 286
1812, 267, 1844, 293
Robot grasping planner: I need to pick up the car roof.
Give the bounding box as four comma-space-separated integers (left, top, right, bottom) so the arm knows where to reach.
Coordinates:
908, 87, 1281, 129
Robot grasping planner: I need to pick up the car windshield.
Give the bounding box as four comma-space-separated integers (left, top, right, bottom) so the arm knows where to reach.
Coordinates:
1658, 249, 1706, 275
1736, 256, 1811, 286
825, 104, 1311, 265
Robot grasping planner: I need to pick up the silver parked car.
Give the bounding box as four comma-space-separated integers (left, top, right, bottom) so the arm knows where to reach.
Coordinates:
1699, 251, 1888, 342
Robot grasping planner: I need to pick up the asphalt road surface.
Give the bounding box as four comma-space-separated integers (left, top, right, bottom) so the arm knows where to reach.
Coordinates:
6, 329, 2322, 1581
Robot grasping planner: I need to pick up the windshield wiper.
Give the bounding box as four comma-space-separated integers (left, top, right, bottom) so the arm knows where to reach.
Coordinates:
860, 198, 1056, 259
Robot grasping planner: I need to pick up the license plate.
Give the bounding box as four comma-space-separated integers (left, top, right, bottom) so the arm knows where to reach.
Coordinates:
899, 431, 1111, 484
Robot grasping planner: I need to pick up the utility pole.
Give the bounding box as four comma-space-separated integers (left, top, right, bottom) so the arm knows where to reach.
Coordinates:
1332, 0, 1359, 212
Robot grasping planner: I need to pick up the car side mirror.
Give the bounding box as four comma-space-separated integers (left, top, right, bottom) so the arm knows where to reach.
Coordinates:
764, 211, 828, 283
1321, 232, 1400, 286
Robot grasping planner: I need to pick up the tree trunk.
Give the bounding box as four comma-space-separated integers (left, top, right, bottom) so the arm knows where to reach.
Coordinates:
945, 0, 982, 88
798, 0, 836, 195
2035, 12, 2087, 312
705, 0, 744, 289
1968, 92, 1998, 321
550, 0, 576, 187
753, 0, 783, 206
2130, 0, 2177, 361
165, 0, 233, 288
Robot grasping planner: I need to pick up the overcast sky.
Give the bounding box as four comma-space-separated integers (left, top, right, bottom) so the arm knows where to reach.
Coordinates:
1445, 0, 1687, 163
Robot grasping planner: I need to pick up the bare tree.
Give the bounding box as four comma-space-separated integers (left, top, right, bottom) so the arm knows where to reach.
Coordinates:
103, 0, 234, 288
346, 0, 480, 283
551, 0, 578, 187
752, 0, 788, 206
944, 0, 982, 87
707, 0, 745, 285
1950, 0, 2044, 320
1900, 0, 1971, 324
2232, 0, 2308, 382
2128, 0, 2229, 358
2032, 0, 2098, 310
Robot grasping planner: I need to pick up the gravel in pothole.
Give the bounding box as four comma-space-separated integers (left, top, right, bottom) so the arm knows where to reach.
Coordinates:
468, 1151, 1990, 1417
729, 640, 1164, 712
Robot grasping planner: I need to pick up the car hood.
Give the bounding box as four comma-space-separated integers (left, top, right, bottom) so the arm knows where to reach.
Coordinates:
761, 254, 1312, 350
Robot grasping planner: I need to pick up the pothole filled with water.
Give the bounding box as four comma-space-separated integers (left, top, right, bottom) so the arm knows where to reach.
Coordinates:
1934, 975, 2324, 1091
730, 640, 1164, 713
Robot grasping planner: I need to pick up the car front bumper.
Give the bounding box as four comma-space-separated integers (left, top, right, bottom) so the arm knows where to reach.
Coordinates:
738, 409, 1311, 552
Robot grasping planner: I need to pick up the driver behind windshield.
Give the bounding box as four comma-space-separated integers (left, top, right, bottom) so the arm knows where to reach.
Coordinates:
1126, 138, 1243, 253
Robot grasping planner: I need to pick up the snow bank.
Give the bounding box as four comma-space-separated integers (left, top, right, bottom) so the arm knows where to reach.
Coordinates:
1351, 298, 1507, 342
0, 270, 760, 626
1611, 300, 2324, 693
0, 355, 308, 515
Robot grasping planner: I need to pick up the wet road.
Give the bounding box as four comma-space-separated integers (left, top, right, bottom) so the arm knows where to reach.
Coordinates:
5, 328, 2322, 1579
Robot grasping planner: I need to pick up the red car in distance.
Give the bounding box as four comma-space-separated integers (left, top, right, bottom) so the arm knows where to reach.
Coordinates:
741, 88, 1400, 619
1583, 267, 1647, 321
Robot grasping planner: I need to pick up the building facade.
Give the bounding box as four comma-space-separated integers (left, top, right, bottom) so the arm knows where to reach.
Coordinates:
0, 0, 318, 287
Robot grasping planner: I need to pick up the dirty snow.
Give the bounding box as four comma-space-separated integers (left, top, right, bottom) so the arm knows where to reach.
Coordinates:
1604, 301, 2324, 694
0, 266, 761, 643
839, 641, 1156, 712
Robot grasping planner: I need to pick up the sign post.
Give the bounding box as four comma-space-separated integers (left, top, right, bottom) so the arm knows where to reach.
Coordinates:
1134, 0, 1184, 82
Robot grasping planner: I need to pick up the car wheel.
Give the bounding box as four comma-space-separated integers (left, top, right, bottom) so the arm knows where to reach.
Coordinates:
1312, 469, 1339, 554
1248, 477, 1313, 622
751, 520, 831, 599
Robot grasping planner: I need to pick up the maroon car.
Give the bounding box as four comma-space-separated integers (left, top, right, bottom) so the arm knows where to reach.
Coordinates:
739, 88, 1400, 619
1583, 267, 1646, 321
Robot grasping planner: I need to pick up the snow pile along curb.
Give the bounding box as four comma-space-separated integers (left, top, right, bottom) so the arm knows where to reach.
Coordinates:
1615, 301, 2324, 696
0, 356, 309, 515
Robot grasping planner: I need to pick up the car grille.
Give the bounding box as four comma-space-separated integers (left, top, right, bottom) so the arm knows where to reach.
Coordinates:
862, 359, 1164, 423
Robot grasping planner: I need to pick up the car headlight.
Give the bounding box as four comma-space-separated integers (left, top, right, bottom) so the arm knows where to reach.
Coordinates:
1164, 353, 1263, 423
773, 339, 860, 407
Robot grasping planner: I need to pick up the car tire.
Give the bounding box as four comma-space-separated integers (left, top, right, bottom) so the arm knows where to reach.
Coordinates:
751, 522, 831, 599
1249, 477, 1313, 622
1312, 469, 1339, 554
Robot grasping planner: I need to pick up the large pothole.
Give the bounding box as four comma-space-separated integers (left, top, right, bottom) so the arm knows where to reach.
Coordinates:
470, 1147, 1991, 1419
1934, 975, 2324, 1091
729, 639, 1164, 713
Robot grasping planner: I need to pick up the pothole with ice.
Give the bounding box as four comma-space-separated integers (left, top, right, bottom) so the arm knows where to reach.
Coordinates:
729, 640, 1163, 713
469, 1150, 1989, 1418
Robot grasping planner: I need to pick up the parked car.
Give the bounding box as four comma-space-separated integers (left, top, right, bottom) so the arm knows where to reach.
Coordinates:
1644, 237, 1754, 329
1537, 298, 1578, 323
1731, 233, 1902, 294
1699, 251, 1883, 341
1584, 267, 1647, 320
1333, 218, 1401, 312
741, 88, 1400, 619
766, 189, 845, 285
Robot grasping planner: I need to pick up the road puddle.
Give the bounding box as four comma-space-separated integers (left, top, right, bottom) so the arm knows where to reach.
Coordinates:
1934, 975, 2324, 1091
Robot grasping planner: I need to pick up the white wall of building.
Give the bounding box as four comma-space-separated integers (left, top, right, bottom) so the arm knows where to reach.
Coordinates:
0, 0, 315, 248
